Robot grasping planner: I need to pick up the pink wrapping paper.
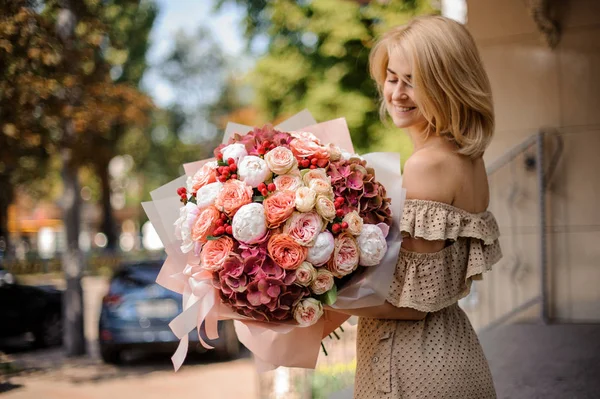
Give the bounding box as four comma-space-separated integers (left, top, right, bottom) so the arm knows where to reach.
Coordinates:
141, 109, 406, 372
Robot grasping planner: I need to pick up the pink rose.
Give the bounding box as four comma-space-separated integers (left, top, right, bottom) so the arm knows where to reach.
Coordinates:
274, 174, 302, 192
187, 161, 218, 194
310, 269, 335, 295
191, 206, 220, 244
283, 211, 323, 247
200, 236, 235, 272
264, 146, 297, 175
293, 298, 323, 327
295, 261, 317, 287
214, 179, 253, 216
327, 232, 360, 278
263, 190, 296, 228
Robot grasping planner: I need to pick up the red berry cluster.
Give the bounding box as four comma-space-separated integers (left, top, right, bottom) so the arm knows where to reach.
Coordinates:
213, 212, 233, 236
215, 155, 238, 182
331, 197, 350, 234
257, 140, 276, 155
177, 187, 187, 203
257, 182, 276, 197
297, 155, 328, 170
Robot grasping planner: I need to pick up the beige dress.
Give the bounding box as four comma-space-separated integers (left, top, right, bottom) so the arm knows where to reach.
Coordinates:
354, 199, 502, 399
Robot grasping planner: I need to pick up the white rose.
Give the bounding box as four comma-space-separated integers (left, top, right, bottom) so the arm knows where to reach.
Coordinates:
295, 187, 317, 212
232, 202, 267, 245
306, 230, 335, 266
295, 261, 317, 287
174, 202, 201, 253
195, 181, 223, 209
264, 146, 297, 175
293, 298, 324, 327
310, 269, 335, 295
220, 143, 248, 165
237, 155, 272, 188
357, 224, 388, 266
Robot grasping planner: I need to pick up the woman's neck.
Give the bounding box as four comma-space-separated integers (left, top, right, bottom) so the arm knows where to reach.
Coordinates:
406, 124, 456, 154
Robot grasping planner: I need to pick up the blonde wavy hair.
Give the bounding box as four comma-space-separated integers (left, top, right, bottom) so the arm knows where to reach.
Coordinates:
369, 16, 494, 158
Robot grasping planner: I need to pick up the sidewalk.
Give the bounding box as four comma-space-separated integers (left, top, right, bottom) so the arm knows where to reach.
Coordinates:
479, 323, 600, 399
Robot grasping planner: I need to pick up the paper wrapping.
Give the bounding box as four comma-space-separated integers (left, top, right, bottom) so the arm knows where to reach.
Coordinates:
141, 109, 405, 372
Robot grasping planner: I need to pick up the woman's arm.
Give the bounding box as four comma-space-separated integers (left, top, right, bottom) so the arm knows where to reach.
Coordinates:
328, 302, 427, 320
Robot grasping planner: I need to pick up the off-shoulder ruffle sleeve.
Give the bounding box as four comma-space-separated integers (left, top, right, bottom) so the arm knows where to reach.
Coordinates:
387, 199, 502, 313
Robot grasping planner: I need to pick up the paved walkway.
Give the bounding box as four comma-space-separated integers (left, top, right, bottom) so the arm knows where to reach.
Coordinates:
479, 323, 600, 399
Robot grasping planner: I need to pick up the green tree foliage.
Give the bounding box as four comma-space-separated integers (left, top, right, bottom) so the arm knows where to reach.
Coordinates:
218, 0, 438, 159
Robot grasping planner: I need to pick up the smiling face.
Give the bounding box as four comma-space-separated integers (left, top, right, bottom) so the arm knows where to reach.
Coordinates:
383, 48, 428, 131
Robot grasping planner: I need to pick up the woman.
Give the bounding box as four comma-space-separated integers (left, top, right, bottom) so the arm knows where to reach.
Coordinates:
334, 16, 502, 398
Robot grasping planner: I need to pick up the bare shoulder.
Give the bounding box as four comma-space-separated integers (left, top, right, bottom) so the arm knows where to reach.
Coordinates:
402, 148, 459, 205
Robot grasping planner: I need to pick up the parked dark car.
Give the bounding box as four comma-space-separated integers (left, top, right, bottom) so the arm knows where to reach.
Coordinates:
98, 260, 240, 364
0, 266, 63, 348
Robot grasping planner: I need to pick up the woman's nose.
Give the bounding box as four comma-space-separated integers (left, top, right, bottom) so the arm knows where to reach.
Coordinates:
392, 84, 408, 101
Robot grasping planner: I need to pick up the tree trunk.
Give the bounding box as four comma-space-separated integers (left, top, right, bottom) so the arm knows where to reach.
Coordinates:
61, 144, 86, 356
57, 4, 86, 357
98, 162, 118, 252
0, 174, 13, 258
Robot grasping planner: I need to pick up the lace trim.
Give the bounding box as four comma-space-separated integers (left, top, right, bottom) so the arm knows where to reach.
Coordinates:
400, 199, 500, 245
387, 238, 502, 313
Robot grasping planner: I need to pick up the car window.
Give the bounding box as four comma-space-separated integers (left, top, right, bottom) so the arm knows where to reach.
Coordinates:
109, 264, 161, 294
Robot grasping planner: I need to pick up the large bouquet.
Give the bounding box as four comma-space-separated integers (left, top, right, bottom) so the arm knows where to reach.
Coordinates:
143, 111, 405, 371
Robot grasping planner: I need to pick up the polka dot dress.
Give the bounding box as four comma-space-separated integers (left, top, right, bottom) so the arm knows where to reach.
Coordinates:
354, 199, 502, 399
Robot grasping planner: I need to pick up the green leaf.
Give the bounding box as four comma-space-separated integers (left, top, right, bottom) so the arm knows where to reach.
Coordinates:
206, 235, 219, 241
253, 195, 265, 202
320, 285, 338, 306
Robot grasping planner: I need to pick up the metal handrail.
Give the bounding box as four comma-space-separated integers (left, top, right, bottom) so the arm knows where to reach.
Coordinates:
481, 131, 552, 329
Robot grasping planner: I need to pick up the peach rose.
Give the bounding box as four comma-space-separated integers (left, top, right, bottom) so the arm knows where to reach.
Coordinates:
293, 298, 323, 327
214, 179, 253, 216
200, 236, 235, 272
187, 161, 218, 194
342, 210, 364, 236
267, 233, 308, 270
289, 133, 329, 160
264, 146, 297, 175
309, 179, 333, 199
310, 269, 335, 295
263, 190, 296, 228
283, 211, 323, 247
295, 261, 317, 287
315, 195, 336, 221
274, 174, 303, 192
191, 205, 220, 243
301, 168, 329, 186
327, 232, 360, 278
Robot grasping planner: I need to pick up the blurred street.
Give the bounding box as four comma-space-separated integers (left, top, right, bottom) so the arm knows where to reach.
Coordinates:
0, 277, 258, 399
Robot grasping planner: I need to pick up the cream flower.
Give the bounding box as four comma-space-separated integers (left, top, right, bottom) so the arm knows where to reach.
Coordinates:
295, 187, 317, 212
220, 142, 248, 164
237, 155, 272, 188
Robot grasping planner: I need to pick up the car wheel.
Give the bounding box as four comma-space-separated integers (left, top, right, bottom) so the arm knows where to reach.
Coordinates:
214, 320, 240, 360
33, 311, 63, 348
100, 344, 122, 365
